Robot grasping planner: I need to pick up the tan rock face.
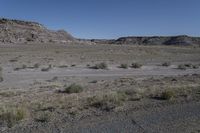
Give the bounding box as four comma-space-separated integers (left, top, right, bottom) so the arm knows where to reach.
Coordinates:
0, 18, 75, 44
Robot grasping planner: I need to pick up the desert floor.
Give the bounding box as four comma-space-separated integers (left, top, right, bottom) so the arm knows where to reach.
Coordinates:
0, 43, 200, 133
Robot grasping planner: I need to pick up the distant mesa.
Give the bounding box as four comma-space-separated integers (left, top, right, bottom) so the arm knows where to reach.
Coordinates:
89, 35, 200, 46
0, 18, 200, 46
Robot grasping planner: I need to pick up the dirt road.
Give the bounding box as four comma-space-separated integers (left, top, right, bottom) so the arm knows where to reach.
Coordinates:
1, 65, 200, 88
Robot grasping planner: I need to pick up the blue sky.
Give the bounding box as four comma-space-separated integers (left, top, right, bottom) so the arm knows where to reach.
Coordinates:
0, 0, 200, 39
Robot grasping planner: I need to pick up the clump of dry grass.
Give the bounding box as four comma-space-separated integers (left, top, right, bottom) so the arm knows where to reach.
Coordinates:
177, 63, 199, 70
119, 64, 128, 69
14, 64, 27, 71
58, 65, 68, 68
177, 64, 186, 70
61, 84, 83, 94
33, 63, 40, 68
192, 64, 199, 69
41, 65, 52, 72
162, 62, 171, 67
87, 92, 127, 111
121, 89, 143, 101
184, 63, 192, 68
160, 90, 175, 100
9, 59, 18, 63
0, 91, 18, 97
34, 111, 51, 123
92, 62, 108, 69
71, 64, 76, 67
0, 107, 27, 128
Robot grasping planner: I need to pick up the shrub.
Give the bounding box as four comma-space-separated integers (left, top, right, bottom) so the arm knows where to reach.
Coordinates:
92, 62, 108, 69
71, 64, 76, 67
0, 91, 16, 97
122, 89, 143, 101
14, 65, 27, 71
58, 65, 68, 68
162, 62, 171, 67
41, 67, 50, 72
87, 92, 126, 111
177, 64, 186, 70
119, 64, 128, 69
63, 84, 83, 94
131, 63, 142, 68
0, 77, 3, 82
22, 64, 27, 69
160, 90, 175, 100
192, 65, 199, 69
9, 59, 18, 62
41, 65, 52, 72
0, 107, 27, 128
184, 63, 192, 68
34, 63, 40, 68
14, 67, 21, 71
89, 80, 98, 83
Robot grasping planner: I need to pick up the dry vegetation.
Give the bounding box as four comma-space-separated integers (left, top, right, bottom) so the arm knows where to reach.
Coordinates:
0, 44, 200, 131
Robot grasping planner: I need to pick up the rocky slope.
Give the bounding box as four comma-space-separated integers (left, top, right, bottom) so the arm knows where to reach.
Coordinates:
90, 36, 200, 46
0, 18, 75, 44
114, 35, 200, 46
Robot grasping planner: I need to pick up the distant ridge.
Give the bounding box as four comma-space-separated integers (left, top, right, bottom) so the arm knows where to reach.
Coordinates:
0, 18, 75, 44
0, 18, 200, 46
88, 35, 200, 46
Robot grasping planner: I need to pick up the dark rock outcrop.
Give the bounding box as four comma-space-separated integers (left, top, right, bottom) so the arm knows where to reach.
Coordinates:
113, 35, 200, 46
90, 35, 200, 46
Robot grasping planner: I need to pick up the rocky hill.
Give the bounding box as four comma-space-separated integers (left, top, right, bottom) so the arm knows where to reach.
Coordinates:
90, 35, 200, 46
0, 18, 75, 44
113, 35, 200, 46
